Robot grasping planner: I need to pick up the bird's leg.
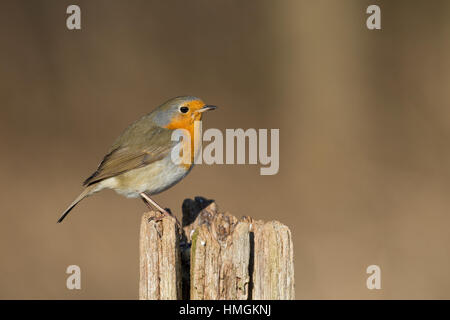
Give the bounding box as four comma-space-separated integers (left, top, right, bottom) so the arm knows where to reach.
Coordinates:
140, 192, 169, 214
140, 192, 181, 228
141, 196, 154, 211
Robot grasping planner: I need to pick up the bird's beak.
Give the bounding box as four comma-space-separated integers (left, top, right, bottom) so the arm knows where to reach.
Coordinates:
197, 105, 217, 113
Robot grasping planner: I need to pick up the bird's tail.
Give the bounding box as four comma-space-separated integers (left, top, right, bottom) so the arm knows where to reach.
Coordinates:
57, 185, 97, 223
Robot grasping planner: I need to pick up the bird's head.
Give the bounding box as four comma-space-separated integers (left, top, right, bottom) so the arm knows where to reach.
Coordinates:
152, 96, 217, 129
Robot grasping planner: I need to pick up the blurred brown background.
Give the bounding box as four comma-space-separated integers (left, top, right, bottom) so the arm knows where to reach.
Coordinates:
1, 0, 450, 299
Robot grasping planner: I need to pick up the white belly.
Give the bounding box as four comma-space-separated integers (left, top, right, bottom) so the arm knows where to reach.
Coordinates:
98, 155, 192, 198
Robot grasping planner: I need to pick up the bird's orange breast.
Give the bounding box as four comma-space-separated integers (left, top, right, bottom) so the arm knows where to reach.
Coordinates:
165, 116, 201, 169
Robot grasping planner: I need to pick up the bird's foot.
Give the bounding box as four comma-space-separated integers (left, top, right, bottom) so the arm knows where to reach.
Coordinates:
148, 209, 182, 230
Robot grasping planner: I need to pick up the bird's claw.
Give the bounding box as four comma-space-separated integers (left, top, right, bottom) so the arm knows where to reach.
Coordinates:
148, 210, 182, 229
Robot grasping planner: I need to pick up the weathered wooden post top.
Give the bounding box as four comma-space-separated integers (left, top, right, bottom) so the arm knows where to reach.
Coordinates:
139, 197, 295, 300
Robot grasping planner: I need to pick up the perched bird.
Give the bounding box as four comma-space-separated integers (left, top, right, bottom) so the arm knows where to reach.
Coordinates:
58, 96, 216, 223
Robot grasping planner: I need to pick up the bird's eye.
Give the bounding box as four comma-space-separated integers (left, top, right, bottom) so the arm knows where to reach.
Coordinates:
180, 106, 189, 113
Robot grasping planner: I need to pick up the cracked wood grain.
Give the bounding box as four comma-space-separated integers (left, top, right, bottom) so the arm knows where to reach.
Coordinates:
139, 197, 294, 300
139, 211, 181, 300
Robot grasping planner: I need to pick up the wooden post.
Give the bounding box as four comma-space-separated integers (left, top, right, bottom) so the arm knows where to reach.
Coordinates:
139, 211, 182, 300
250, 220, 295, 299
139, 197, 295, 300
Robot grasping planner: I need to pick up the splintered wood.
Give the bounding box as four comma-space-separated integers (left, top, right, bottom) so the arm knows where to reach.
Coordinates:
251, 220, 295, 299
189, 209, 250, 299
139, 211, 182, 300
139, 197, 294, 300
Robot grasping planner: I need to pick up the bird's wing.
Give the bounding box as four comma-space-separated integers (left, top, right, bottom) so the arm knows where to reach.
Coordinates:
83, 126, 175, 186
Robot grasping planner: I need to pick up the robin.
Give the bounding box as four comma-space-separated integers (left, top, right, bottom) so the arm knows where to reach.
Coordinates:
57, 96, 217, 223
